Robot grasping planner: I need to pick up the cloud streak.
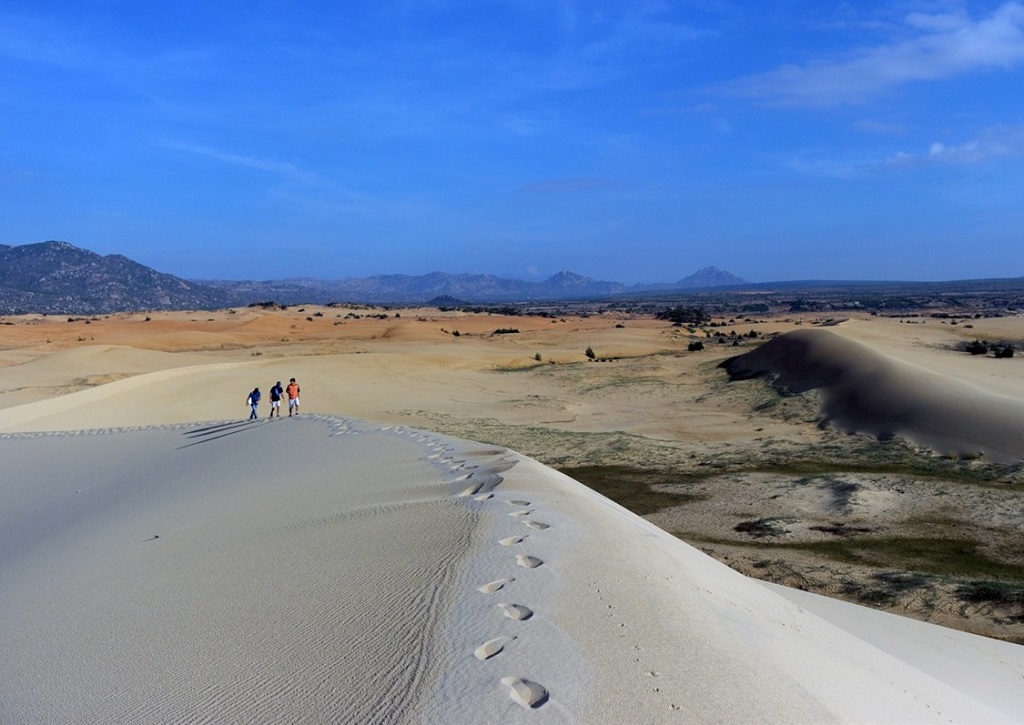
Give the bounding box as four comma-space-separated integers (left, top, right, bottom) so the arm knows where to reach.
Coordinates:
728, 2, 1024, 106
161, 141, 322, 185
884, 123, 1024, 167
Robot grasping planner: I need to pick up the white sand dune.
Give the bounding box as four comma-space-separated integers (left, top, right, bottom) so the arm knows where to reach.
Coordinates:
3, 416, 1023, 722
721, 328, 1024, 462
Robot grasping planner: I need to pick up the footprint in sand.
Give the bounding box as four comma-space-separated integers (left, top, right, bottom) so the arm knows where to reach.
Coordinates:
474, 635, 516, 660
499, 535, 527, 546
506, 500, 531, 507
454, 472, 474, 481
507, 510, 532, 518
502, 677, 549, 709
478, 577, 514, 594
498, 603, 534, 621
515, 555, 543, 569
523, 521, 550, 531
473, 492, 493, 501
458, 484, 482, 497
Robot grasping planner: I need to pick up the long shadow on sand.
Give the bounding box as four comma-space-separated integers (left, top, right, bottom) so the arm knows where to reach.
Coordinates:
178, 420, 269, 449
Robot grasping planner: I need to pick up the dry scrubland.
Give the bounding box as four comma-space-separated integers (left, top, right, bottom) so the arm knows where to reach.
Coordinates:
2, 303, 1023, 644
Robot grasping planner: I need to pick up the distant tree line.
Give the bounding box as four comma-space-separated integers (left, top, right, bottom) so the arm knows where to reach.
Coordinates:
655, 305, 709, 326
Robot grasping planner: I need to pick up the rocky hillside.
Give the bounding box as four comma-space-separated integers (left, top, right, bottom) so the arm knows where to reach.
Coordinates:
0, 241, 228, 314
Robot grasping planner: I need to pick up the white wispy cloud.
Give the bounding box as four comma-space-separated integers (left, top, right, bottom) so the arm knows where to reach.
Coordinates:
729, 2, 1024, 106
161, 141, 322, 185
774, 122, 1024, 178
884, 123, 1024, 166
160, 140, 453, 223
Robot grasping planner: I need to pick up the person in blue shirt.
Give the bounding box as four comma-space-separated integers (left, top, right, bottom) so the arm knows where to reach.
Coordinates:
247, 387, 261, 420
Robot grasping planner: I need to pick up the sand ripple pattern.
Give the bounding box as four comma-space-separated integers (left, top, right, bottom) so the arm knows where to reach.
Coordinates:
0, 416, 483, 723
383, 423, 556, 711
385, 424, 557, 713
1, 415, 566, 720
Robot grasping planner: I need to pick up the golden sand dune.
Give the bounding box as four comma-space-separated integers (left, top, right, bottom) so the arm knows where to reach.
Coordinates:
721, 328, 1024, 462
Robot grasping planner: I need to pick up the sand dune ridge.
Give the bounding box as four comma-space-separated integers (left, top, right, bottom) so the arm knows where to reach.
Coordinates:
722, 328, 1024, 462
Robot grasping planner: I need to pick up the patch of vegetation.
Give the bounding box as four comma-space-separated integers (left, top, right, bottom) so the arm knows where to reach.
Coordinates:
698, 535, 1024, 581
492, 328, 520, 335
491, 362, 549, 373
465, 305, 522, 316
392, 404, 1024, 489
835, 571, 936, 608
734, 518, 790, 537
838, 580, 901, 607
554, 465, 704, 515
750, 453, 1024, 489
809, 523, 874, 536
956, 581, 1024, 608
395, 411, 667, 470
872, 570, 935, 591
656, 305, 709, 325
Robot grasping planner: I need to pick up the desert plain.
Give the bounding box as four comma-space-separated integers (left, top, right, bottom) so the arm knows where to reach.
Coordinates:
2, 300, 1024, 721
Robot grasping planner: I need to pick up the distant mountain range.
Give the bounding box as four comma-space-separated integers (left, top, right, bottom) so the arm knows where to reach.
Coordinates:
0, 241, 749, 314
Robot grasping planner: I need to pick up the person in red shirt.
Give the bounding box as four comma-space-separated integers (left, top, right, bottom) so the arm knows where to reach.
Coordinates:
286, 378, 301, 416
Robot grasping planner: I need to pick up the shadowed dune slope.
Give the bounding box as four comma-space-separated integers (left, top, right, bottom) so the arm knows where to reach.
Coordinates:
721, 328, 1024, 462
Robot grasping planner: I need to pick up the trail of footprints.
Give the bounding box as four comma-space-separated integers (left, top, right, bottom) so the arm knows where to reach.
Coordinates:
393, 426, 552, 711
473, 495, 551, 710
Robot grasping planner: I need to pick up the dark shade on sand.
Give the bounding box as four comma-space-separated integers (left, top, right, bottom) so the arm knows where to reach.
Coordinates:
721, 329, 1024, 462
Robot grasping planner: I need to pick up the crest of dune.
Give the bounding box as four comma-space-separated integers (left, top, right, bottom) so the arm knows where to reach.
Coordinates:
722, 328, 1024, 462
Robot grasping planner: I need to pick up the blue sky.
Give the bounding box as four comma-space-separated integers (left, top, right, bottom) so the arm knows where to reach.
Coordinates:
2, 1, 1023, 283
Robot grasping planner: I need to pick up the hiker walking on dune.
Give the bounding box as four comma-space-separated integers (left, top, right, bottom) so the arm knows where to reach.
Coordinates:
247, 387, 261, 420
269, 381, 284, 418
286, 378, 301, 416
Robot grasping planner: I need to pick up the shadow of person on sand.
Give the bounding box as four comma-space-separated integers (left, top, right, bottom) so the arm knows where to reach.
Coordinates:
177, 419, 270, 449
